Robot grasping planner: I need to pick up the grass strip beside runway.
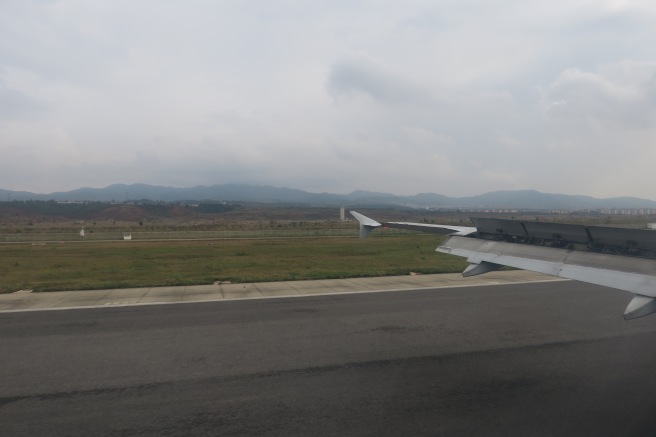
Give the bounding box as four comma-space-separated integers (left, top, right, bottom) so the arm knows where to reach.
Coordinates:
1, 234, 467, 293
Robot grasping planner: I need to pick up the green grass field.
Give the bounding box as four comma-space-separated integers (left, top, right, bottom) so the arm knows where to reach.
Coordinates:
0, 234, 468, 293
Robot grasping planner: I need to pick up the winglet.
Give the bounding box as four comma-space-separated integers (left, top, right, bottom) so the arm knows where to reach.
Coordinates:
350, 211, 381, 238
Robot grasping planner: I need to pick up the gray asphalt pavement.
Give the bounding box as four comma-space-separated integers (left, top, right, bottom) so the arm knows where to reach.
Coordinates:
1, 278, 656, 436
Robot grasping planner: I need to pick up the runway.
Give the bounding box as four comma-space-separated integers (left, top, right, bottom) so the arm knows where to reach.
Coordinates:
2, 280, 656, 436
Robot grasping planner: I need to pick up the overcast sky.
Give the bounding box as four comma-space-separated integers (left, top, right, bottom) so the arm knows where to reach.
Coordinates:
2, 1, 656, 198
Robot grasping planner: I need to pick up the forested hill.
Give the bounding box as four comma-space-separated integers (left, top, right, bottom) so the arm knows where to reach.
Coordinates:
2, 184, 656, 210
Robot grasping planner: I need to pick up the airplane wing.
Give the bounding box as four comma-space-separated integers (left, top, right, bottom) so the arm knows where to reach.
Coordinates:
350, 211, 656, 320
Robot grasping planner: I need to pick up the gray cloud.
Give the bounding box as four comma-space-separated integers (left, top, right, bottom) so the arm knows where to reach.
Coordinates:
326, 57, 428, 105
0, 81, 47, 119
542, 61, 656, 128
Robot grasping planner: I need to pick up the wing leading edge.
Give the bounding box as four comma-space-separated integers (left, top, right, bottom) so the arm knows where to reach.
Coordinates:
350, 211, 656, 320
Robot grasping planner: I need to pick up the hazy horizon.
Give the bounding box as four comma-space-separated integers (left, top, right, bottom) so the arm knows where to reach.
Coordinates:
4, 182, 656, 203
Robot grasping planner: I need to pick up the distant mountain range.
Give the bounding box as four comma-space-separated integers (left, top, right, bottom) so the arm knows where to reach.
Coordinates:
2, 184, 656, 210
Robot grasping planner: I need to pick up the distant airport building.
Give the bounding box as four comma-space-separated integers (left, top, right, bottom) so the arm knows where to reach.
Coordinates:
610, 209, 656, 215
